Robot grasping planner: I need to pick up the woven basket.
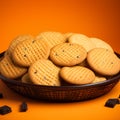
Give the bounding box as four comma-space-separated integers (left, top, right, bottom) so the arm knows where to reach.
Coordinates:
0, 51, 120, 102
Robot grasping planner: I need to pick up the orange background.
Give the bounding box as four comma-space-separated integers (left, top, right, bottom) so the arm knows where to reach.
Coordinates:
0, 0, 120, 120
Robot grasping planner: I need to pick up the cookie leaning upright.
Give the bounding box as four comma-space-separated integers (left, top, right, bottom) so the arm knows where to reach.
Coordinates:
50, 43, 87, 66
5, 34, 34, 57
12, 38, 50, 67
29, 59, 61, 86
0, 55, 27, 79
36, 31, 66, 49
87, 48, 120, 76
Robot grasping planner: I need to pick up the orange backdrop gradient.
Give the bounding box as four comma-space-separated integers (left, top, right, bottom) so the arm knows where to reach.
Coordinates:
0, 0, 120, 120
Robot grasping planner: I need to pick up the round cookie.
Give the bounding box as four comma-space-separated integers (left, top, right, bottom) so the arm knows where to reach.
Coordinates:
29, 59, 61, 86
90, 37, 114, 52
60, 66, 95, 85
6, 34, 34, 57
36, 31, 66, 49
50, 43, 87, 66
0, 56, 27, 79
87, 48, 120, 76
21, 73, 33, 84
12, 38, 50, 67
68, 34, 95, 52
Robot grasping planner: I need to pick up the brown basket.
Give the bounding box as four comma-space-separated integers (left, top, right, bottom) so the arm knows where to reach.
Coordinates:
0, 51, 120, 102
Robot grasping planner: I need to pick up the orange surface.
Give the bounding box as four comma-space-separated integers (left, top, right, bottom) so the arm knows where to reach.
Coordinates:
0, 0, 120, 120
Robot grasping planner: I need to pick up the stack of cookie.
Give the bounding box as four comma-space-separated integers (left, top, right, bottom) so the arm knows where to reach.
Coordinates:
0, 32, 120, 86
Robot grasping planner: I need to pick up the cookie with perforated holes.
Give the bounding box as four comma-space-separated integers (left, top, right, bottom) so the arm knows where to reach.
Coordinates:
5, 34, 34, 57
87, 48, 120, 76
29, 59, 61, 86
12, 38, 50, 67
0, 55, 27, 79
60, 66, 95, 85
50, 43, 87, 66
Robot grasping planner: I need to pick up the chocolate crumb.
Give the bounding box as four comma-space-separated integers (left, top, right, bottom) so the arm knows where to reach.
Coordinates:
0, 105, 12, 115
20, 102, 28, 112
0, 93, 3, 98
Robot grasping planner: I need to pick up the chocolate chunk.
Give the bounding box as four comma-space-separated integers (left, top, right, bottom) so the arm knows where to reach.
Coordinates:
20, 102, 28, 112
0, 93, 3, 98
105, 98, 119, 108
0, 105, 12, 115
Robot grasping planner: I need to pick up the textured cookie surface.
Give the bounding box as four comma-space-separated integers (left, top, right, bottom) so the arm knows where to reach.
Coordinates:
6, 35, 34, 57
50, 43, 87, 66
0, 56, 27, 79
29, 59, 61, 86
36, 31, 66, 49
68, 34, 95, 52
92, 76, 106, 83
60, 66, 95, 84
90, 37, 114, 52
13, 38, 50, 67
21, 73, 33, 84
87, 48, 120, 76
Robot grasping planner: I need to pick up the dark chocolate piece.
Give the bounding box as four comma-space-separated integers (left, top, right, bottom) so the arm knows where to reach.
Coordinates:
105, 99, 119, 108
20, 102, 28, 112
0, 105, 12, 115
0, 93, 3, 98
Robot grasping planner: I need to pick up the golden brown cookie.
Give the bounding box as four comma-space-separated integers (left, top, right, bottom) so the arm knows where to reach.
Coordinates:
60, 66, 95, 85
12, 38, 50, 67
68, 34, 95, 52
36, 31, 66, 49
21, 73, 33, 84
50, 43, 87, 66
29, 59, 61, 86
87, 48, 120, 76
0, 56, 27, 79
90, 37, 114, 52
6, 34, 34, 57
92, 76, 106, 83
63, 32, 74, 41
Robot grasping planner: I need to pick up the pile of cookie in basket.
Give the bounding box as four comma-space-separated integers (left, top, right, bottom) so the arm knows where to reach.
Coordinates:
0, 31, 120, 86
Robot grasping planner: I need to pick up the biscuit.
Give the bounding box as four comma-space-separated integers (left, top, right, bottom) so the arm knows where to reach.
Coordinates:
90, 37, 114, 52
92, 76, 106, 83
6, 35, 34, 57
68, 34, 95, 52
60, 66, 95, 85
0, 56, 27, 79
29, 59, 61, 86
50, 43, 87, 66
36, 31, 66, 49
21, 73, 33, 84
63, 32, 74, 41
12, 38, 50, 67
87, 48, 120, 76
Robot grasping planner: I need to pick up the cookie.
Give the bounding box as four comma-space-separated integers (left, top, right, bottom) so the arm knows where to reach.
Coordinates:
12, 38, 50, 67
50, 43, 87, 66
36, 31, 66, 49
21, 73, 33, 84
87, 48, 120, 76
60, 66, 95, 85
63, 32, 74, 41
0, 56, 27, 79
90, 37, 114, 52
92, 76, 106, 83
68, 34, 95, 52
6, 34, 34, 57
29, 59, 61, 86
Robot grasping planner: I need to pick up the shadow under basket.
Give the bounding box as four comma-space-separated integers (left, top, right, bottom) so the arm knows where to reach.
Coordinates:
0, 51, 120, 102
